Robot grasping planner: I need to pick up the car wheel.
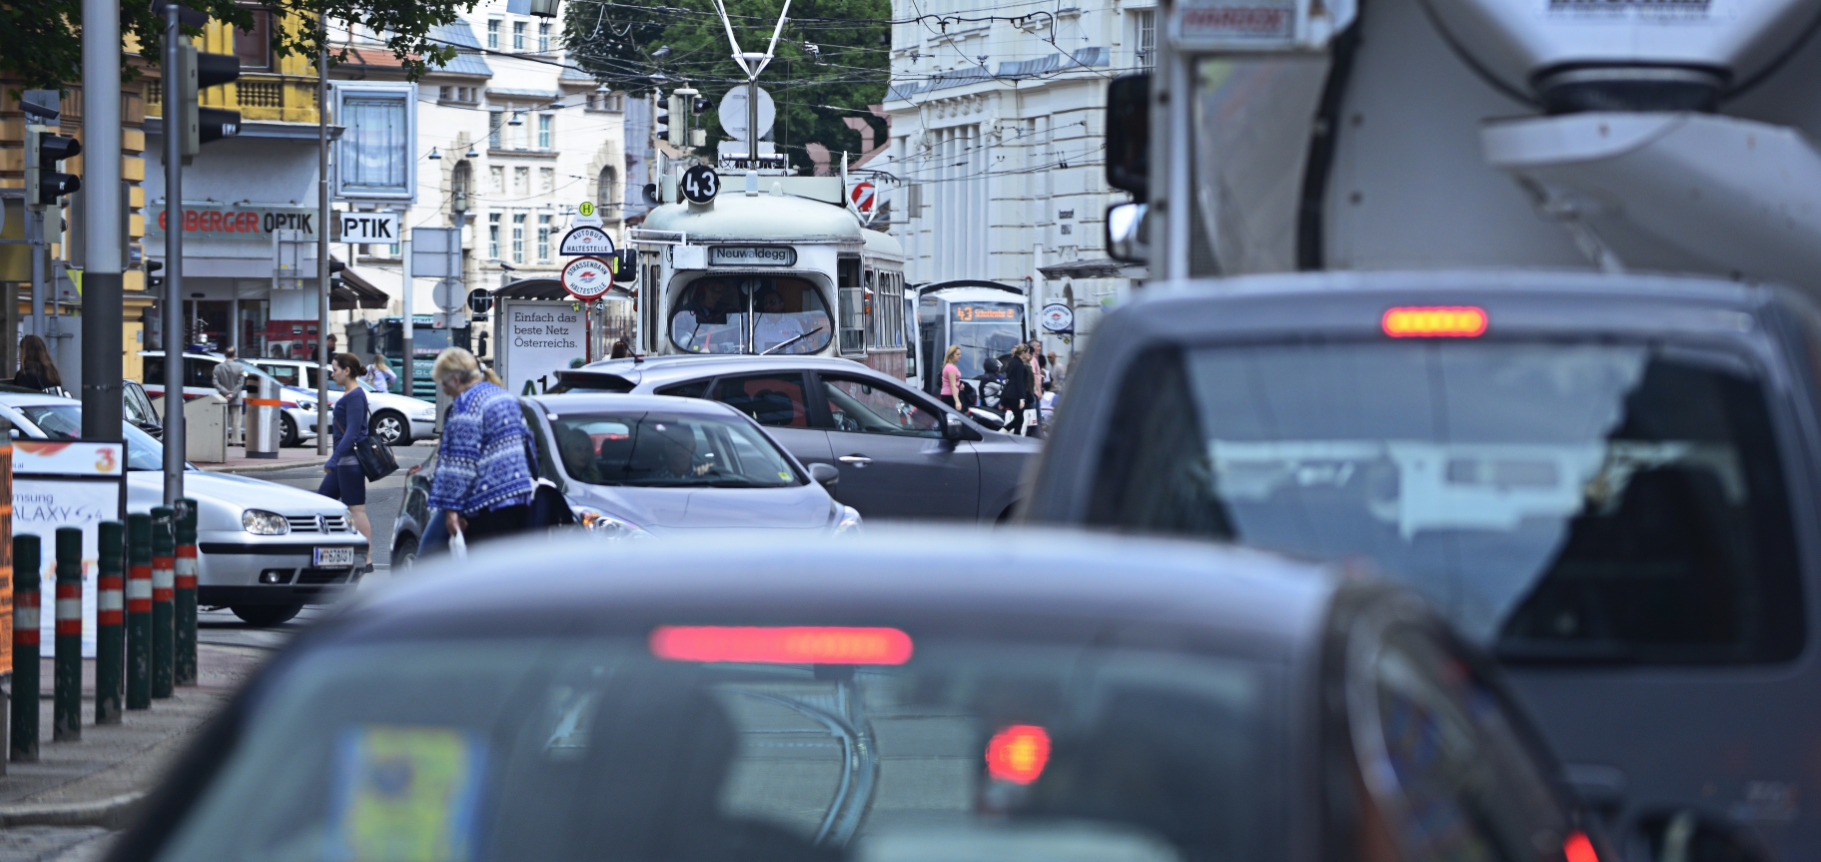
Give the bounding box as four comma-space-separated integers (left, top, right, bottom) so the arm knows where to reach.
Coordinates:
231, 603, 303, 627
370, 410, 410, 446
280, 414, 299, 448
392, 536, 417, 569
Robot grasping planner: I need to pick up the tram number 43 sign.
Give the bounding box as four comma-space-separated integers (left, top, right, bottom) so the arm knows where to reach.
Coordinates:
562, 256, 615, 300
682, 165, 720, 204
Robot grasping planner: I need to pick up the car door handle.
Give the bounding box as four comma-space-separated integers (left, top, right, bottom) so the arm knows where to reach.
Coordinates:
838, 455, 873, 466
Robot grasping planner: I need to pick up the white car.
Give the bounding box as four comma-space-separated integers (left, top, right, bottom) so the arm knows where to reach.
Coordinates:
139, 351, 321, 447
0, 393, 368, 627
250, 358, 437, 445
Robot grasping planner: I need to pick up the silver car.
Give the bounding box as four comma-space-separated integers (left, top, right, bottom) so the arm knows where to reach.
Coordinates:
0, 393, 368, 627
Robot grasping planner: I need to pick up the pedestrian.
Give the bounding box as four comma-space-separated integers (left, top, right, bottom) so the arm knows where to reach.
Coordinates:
213, 346, 248, 446
1039, 380, 1058, 429
14, 335, 64, 396
427, 347, 536, 546
1001, 344, 1032, 435
325, 333, 338, 357
364, 353, 397, 393
318, 353, 373, 571
940, 345, 965, 411
611, 339, 632, 359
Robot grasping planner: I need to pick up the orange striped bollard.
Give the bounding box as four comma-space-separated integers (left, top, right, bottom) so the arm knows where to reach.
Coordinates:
96, 521, 125, 724
52, 527, 81, 741
127, 513, 152, 710
151, 506, 175, 699
11, 534, 40, 761
175, 500, 197, 686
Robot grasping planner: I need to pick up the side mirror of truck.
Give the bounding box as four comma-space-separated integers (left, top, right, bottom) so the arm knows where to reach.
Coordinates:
1106, 202, 1149, 263
1106, 73, 1150, 201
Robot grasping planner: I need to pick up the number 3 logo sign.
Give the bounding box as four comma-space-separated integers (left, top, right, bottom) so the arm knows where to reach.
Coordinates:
682, 165, 720, 204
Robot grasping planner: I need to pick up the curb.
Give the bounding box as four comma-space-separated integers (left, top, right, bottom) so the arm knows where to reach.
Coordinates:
0, 791, 146, 829
201, 457, 328, 475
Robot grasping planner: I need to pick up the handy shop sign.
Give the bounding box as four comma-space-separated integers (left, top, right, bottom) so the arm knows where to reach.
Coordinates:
147, 205, 320, 242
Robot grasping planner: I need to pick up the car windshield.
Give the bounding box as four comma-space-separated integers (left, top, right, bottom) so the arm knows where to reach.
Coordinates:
1088, 341, 1803, 665
552, 411, 803, 488
17, 404, 166, 471
670, 276, 833, 355
152, 630, 1270, 862
949, 303, 1025, 378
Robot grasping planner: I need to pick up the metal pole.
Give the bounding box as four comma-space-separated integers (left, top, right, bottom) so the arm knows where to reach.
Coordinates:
29, 208, 42, 340
748, 80, 759, 165
401, 208, 413, 397
163, 1, 185, 504
82, 0, 124, 444
316, 37, 331, 454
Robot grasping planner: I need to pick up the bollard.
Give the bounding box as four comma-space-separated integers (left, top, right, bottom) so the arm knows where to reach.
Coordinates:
11, 535, 40, 762
96, 521, 125, 724
127, 513, 151, 710
52, 527, 81, 741
175, 500, 198, 686
151, 507, 175, 699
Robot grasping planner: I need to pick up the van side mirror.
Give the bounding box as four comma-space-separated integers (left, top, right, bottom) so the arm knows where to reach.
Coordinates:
809, 462, 839, 487
1106, 202, 1149, 263
1106, 73, 1150, 201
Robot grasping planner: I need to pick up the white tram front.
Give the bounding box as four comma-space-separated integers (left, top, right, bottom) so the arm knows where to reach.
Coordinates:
630, 173, 908, 379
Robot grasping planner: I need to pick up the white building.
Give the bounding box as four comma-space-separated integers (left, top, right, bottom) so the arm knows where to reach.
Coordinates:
883, 0, 1152, 373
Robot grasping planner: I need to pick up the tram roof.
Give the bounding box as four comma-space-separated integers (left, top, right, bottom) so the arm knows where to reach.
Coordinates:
644, 193, 871, 246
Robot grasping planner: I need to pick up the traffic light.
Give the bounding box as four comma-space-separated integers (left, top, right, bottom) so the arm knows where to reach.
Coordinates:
672, 88, 698, 148
24, 127, 82, 210
655, 93, 672, 146
176, 36, 241, 158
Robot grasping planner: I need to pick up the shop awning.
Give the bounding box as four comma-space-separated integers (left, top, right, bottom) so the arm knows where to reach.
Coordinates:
332, 261, 392, 310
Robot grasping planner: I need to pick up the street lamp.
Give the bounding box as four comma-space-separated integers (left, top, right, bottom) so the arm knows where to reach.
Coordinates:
508, 111, 525, 126
428, 147, 443, 160
465, 145, 480, 158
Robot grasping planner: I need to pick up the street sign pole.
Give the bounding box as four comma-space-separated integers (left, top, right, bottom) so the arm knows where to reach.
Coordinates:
163, 1, 185, 504
400, 206, 413, 397
316, 36, 330, 455
82, 0, 125, 446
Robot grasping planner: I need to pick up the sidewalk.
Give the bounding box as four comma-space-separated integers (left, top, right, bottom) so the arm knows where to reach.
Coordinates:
0, 645, 268, 823
197, 449, 328, 474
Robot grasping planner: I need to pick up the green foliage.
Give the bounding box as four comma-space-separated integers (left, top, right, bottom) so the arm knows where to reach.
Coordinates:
2, 0, 473, 91
564, 0, 889, 174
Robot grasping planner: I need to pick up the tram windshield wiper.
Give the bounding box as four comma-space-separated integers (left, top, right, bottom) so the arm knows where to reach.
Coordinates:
760, 329, 818, 355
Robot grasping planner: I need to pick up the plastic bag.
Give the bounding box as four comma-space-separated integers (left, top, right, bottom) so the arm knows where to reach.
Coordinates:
448, 530, 468, 560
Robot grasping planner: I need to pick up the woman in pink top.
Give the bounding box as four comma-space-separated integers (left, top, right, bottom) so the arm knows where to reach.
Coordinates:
940, 345, 965, 410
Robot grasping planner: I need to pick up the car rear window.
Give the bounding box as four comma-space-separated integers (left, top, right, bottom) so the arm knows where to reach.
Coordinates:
1088, 341, 1804, 665
154, 631, 1271, 862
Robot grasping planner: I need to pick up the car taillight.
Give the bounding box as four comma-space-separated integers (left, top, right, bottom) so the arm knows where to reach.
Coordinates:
1563, 831, 1598, 862
1381, 306, 1488, 338
649, 626, 914, 665
986, 725, 1051, 784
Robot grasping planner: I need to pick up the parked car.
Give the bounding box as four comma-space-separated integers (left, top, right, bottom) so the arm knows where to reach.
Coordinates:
115, 529, 1606, 862
389, 393, 860, 566
139, 350, 320, 447
552, 355, 1038, 522
251, 357, 437, 445
1023, 269, 1816, 861
123, 378, 162, 440
0, 393, 366, 626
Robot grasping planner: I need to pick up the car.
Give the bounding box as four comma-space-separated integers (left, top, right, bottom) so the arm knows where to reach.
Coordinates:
123, 378, 162, 440
251, 357, 438, 445
552, 355, 1038, 522
1023, 269, 1819, 861
116, 529, 1606, 862
139, 350, 322, 447
0, 392, 368, 627
388, 393, 861, 566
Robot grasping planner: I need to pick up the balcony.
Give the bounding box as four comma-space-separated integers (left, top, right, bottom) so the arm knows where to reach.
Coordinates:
146, 74, 321, 125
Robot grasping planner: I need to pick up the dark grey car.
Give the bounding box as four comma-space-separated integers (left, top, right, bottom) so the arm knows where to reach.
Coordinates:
553, 356, 1038, 523
111, 529, 1604, 862
1024, 270, 1820, 862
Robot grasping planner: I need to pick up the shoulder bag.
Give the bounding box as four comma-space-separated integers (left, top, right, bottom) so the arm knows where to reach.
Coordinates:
350, 395, 399, 481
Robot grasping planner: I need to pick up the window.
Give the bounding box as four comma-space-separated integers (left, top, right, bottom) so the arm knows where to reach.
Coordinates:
540, 167, 555, 193
537, 214, 552, 262
511, 212, 526, 263
486, 19, 500, 48
489, 108, 503, 148
838, 261, 865, 354
870, 271, 904, 350
550, 411, 803, 487
488, 212, 501, 258
438, 85, 453, 101
670, 276, 832, 355
234, 10, 272, 70
453, 161, 473, 209
514, 166, 530, 195
337, 92, 413, 197
537, 114, 553, 149
821, 376, 942, 438
710, 373, 812, 428
596, 168, 619, 215
513, 20, 525, 50
490, 165, 505, 194
537, 21, 550, 52
1133, 9, 1155, 69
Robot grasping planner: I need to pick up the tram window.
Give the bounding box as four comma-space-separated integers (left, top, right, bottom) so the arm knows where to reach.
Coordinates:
669, 277, 833, 355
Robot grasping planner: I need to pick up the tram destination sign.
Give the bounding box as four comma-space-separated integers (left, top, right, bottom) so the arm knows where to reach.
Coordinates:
709, 246, 797, 267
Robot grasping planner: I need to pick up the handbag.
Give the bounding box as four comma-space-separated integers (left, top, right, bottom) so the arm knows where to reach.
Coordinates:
353, 435, 399, 481
523, 438, 576, 528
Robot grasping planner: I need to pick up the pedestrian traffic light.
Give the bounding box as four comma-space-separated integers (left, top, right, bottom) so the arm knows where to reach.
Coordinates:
655, 94, 672, 146
24, 127, 82, 210
175, 37, 241, 158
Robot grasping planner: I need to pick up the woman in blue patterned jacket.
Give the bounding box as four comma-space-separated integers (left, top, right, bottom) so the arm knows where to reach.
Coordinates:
426, 347, 536, 545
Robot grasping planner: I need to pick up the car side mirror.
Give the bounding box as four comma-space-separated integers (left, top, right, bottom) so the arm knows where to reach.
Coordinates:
1107, 202, 1149, 263
809, 462, 839, 487
1106, 73, 1150, 201
943, 412, 982, 442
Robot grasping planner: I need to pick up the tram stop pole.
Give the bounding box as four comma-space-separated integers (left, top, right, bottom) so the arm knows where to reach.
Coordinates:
52, 527, 81, 741
175, 500, 198, 686
11, 534, 40, 762
150, 507, 174, 699
127, 513, 152, 710
96, 521, 125, 724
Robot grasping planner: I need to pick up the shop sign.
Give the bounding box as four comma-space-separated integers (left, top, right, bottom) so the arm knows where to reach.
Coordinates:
146, 205, 321, 242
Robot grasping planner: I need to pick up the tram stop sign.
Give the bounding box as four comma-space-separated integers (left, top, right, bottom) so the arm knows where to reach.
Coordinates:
562, 256, 614, 301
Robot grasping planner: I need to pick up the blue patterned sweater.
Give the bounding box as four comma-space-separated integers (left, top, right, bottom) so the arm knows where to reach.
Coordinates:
427, 382, 536, 516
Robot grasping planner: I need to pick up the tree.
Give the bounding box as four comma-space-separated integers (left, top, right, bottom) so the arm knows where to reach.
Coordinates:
1, 0, 475, 90
564, 0, 889, 175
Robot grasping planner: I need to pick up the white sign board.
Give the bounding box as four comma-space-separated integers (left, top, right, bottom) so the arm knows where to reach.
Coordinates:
1169, 0, 1354, 51
432, 278, 467, 312
13, 441, 127, 659
412, 227, 462, 279
337, 211, 402, 243
559, 225, 616, 257
1040, 302, 1075, 333
498, 300, 585, 395
561, 256, 615, 300
719, 84, 777, 141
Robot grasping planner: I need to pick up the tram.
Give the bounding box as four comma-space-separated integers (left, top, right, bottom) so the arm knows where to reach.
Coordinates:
629, 169, 909, 378
912, 281, 1032, 398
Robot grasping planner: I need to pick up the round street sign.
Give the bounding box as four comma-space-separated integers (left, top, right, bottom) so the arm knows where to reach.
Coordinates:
849, 181, 876, 213
682, 165, 720, 204
719, 85, 776, 142
432, 278, 468, 312
1040, 302, 1075, 333
562, 256, 615, 300
467, 287, 493, 314
559, 224, 616, 257
578, 201, 595, 217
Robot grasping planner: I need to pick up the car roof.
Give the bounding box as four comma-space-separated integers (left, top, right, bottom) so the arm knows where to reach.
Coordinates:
0, 392, 77, 407
529, 392, 747, 417
565, 354, 907, 388
339, 528, 1339, 663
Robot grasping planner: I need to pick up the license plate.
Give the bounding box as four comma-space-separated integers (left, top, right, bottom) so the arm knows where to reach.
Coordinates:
313, 547, 356, 567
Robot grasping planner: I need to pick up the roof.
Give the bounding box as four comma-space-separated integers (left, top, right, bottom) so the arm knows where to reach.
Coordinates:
1038, 257, 1147, 280
439, 51, 495, 78
528, 392, 743, 417
562, 354, 903, 388
643, 194, 867, 245
340, 528, 1338, 657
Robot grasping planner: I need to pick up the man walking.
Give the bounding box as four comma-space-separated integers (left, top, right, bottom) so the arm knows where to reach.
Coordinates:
213, 346, 248, 447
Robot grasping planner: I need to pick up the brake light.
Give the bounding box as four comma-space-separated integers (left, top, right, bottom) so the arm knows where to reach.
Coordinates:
1563, 831, 1598, 862
1381, 306, 1488, 338
986, 725, 1051, 784
649, 626, 914, 665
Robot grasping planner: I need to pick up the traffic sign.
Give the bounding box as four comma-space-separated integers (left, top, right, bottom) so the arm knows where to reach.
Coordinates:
468, 287, 493, 315
559, 224, 616, 256
682, 165, 720, 204
1040, 302, 1075, 333
578, 201, 596, 217
849, 181, 876, 214
719, 85, 776, 142
432, 278, 467, 312
561, 256, 614, 300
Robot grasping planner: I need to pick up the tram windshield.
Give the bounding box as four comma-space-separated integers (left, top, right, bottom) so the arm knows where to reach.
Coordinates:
670, 277, 833, 355
950, 302, 1027, 378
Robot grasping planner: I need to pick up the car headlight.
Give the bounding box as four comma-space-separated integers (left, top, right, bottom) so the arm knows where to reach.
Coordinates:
242, 509, 290, 535
572, 507, 652, 540
833, 505, 862, 535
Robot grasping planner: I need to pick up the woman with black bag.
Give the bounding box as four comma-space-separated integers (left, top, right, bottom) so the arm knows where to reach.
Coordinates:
319, 353, 374, 571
